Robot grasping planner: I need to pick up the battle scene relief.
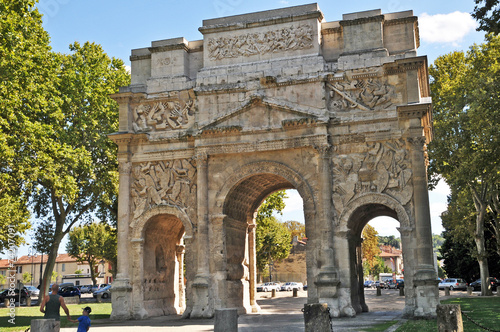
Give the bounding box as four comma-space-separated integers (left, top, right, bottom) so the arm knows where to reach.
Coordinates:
332, 139, 413, 216
131, 159, 197, 219
133, 99, 195, 133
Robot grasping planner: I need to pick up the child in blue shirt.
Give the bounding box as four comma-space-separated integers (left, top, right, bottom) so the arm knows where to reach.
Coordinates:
70, 306, 91, 332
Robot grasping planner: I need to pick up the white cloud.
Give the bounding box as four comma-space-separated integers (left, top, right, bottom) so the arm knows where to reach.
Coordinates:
282, 189, 303, 213
125, 65, 131, 74
419, 11, 477, 45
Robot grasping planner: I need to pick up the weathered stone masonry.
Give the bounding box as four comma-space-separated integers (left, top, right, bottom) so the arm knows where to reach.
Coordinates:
109, 4, 439, 320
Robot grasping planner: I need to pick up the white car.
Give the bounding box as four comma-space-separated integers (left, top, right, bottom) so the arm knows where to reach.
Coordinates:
281, 282, 303, 291
25, 285, 40, 297
257, 282, 281, 292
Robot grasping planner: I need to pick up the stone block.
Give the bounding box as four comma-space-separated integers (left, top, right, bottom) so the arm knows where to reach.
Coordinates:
436, 304, 463, 332
303, 303, 332, 332
214, 308, 238, 332
64, 296, 80, 305
31, 319, 56, 332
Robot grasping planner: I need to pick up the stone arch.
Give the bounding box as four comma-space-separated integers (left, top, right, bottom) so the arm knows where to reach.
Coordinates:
131, 205, 194, 240
339, 192, 413, 314
130, 206, 192, 318
212, 160, 316, 313
214, 160, 316, 220
340, 192, 411, 234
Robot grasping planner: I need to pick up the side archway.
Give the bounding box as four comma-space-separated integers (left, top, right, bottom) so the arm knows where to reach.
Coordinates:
339, 193, 413, 314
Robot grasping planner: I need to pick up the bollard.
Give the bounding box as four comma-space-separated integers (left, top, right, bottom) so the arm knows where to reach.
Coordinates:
214, 308, 238, 332
467, 286, 472, 295
399, 287, 404, 296
31, 319, 56, 332
271, 289, 276, 298
437, 304, 463, 332
96, 293, 102, 303
303, 303, 332, 332
444, 287, 450, 296
293, 288, 298, 297
26, 297, 32, 306
376, 286, 381, 296
4, 298, 9, 307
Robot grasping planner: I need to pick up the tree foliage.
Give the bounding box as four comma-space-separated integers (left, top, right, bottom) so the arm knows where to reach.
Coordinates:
428, 35, 500, 295
66, 222, 116, 286
284, 220, 306, 240
362, 225, 380, 269
377, 235, 400, 249
0, 0, 60, 252
255, 191, 292, 272
472, 0, 500, 34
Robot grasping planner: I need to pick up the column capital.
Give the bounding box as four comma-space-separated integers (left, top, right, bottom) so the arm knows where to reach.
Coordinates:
406, 136, 426, 150
118, 161, 132, 175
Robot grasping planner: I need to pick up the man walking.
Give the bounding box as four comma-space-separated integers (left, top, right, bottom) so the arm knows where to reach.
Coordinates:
40, 283, 73, 331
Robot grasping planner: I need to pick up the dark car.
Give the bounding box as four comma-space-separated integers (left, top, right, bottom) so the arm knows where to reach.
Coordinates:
387, 279, 405, 289
470, 277, 499, 291
58, 286, 81, 298
0, 288, 30, 305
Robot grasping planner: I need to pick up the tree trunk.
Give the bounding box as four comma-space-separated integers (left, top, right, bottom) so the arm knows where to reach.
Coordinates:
471, 186, 491, 296
37, 233, 64, 303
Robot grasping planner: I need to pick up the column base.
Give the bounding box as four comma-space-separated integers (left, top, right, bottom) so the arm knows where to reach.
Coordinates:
190, 276, 213, 318
110, 278, 133, 320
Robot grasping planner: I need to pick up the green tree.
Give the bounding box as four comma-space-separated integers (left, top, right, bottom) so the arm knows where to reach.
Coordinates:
0, 0, 60, 252
51, 271, 58, 283
29, 41, 130, 299
284, 220, 306, 240
255, 191, 292, 276
0, 274, 5, 288
22, 272, 32, 284
432, 233, 445, 255
377, 235, 400, 249
362, 225, 380, 270
472, 0, 500, 34
428, 35, 500, 295
101, 226, 117, 278
66, 222, 116, 286
371, 256, 392, 277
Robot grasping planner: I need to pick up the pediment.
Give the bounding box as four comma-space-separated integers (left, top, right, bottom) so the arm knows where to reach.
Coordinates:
199, 96, 326, 132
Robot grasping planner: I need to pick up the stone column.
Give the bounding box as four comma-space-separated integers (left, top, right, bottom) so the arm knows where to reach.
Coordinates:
176, 244, 186, 313
407, 136, 439, 317
131, 238, 148, 319
247, 221, 260, 313
191, 152, 212, 318
110, 160, 133, 320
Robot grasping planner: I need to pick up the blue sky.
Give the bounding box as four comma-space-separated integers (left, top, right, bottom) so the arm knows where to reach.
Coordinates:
12, 1, 486, 256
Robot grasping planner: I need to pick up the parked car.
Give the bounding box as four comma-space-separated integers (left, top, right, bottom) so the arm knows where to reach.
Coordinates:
79, 285, 93, 294
24, 285, 40, 298
58, 286, 81, 298
303, 284, 308, 290
364, 280, 375, 288
93, 285, 112, 299
281, 282, 303, 291
374, 281, 387, 289
90, 284, 109, 293
256, 282, 281, 292
438, 278, 467, 291
0, 288, 30, 305
387, 279, 405, 289
470, 277, 499, 291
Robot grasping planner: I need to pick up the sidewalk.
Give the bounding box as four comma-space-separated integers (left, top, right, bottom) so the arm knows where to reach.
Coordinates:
61, 289, 406, 332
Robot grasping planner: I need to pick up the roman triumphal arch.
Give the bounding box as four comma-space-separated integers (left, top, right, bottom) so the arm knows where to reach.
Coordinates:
109, 4, 439, 320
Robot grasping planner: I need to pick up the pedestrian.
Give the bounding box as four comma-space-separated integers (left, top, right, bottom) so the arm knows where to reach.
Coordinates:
70, 306, 92, 332
39, 283, 72, 332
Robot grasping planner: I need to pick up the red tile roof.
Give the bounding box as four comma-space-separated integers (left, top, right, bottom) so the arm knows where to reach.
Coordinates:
13, 254, 81, 265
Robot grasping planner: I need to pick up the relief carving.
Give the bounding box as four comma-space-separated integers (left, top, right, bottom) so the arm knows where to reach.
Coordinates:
132, 99, 195, 132
207, 25, 314, 60
327, 78, 396, 112
131, 159, 197, 219
332, 139, 413, 215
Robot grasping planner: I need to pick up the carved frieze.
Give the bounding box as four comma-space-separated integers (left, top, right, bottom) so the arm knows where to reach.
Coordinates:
132, 99, 195, 133
207, 24, 314, 60
131, 159, 197, 219
327, 77, 396, 112
332, 139, 413, 215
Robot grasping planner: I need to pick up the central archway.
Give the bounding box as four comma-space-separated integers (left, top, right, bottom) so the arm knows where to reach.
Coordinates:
213, 161, 316, 313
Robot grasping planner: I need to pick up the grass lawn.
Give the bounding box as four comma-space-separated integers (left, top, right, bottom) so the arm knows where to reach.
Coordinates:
0, 302, 112, 332
395, 296, 500, 332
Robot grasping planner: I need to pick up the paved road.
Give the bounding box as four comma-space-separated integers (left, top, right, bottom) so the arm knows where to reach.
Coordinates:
60, 289, 408, 332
